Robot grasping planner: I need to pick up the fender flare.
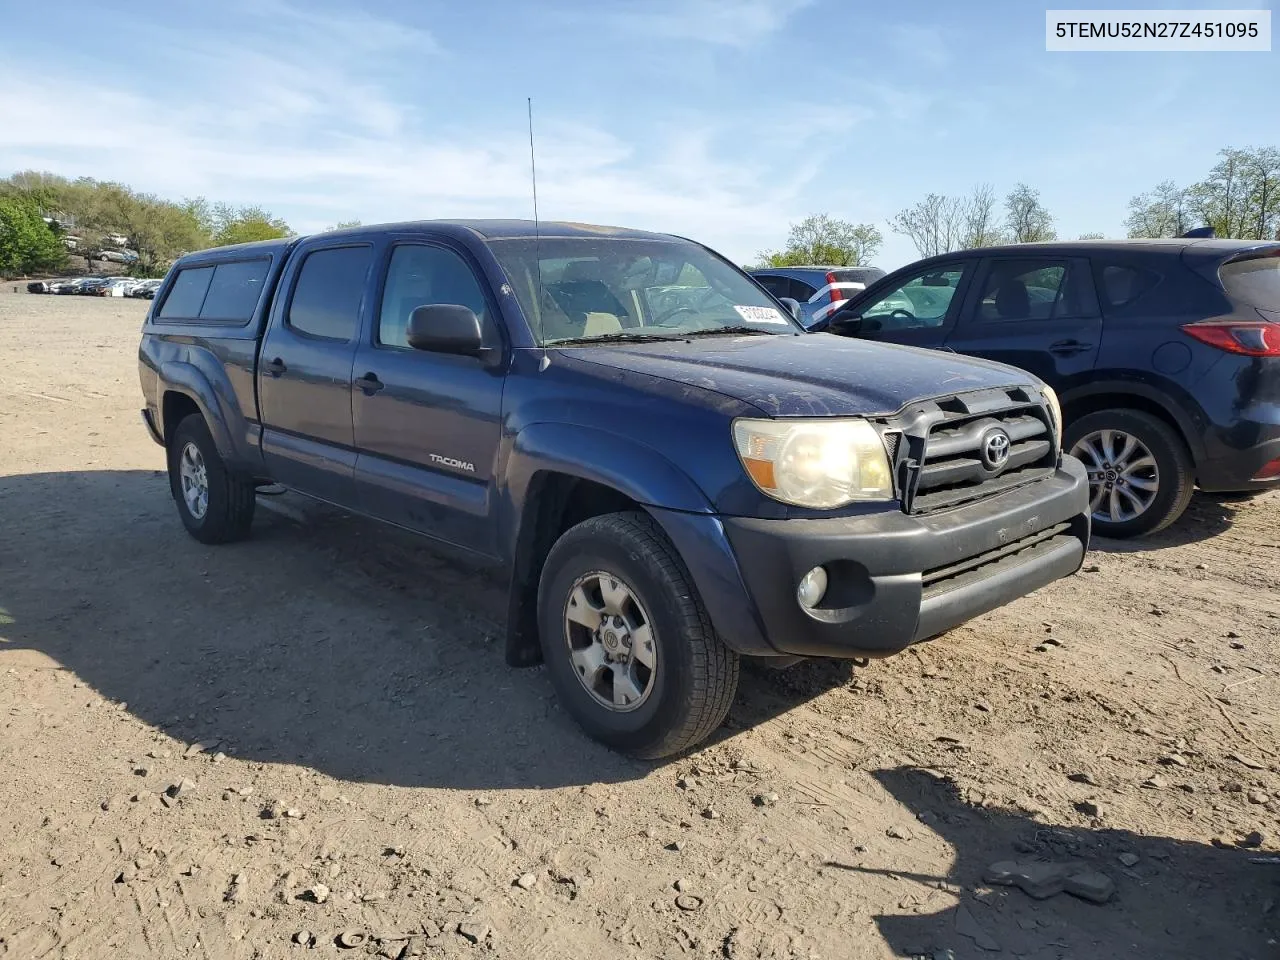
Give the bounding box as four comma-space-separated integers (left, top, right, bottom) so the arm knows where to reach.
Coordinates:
502, 421, 714, 538
158, 360, 243, 466
500, 422, 763, 666
1060, 378, 1207, 463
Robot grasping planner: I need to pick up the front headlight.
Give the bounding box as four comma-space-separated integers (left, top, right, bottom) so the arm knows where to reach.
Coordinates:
1041, 385, 1063, 447
732, 418, 894, 509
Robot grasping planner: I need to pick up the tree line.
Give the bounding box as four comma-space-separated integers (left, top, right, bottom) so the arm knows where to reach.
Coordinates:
0, 170, 296, 278
756, 144, 1280, 268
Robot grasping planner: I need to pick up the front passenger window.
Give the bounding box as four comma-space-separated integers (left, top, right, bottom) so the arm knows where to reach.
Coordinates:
861, 266, 967, 331
379, 245, 490, 349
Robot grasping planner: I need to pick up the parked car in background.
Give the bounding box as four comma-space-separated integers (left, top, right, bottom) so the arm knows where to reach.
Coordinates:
812, 239, 1280, 538
95, 249, 139, 264
95, 278, 137, 297
129, 279, 163, 299
750, 266, 887, 326
27, 279, 53, 294
77, 278, 112, 295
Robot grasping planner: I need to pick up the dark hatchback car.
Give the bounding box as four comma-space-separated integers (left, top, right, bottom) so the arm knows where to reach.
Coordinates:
810, 239, 1280, 538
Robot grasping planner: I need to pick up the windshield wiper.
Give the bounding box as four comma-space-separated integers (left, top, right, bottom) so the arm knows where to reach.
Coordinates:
680, 326, 785, 338
548, 331, 687, 346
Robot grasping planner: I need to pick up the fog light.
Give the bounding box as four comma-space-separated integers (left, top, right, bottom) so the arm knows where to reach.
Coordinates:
797, 566, 829, 609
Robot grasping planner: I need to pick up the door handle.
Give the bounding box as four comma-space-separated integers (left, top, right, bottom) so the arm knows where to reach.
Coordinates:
1049, 339, 1093, 355
264, 357, 287, 377
355, 372, 385, 396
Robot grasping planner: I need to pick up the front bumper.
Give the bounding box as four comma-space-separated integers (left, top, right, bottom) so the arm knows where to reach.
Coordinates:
720, 458, 1090, 658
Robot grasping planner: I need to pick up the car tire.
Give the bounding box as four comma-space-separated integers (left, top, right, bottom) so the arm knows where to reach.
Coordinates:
167, 413, 256, 544
537, 511, 739, 759
1065, 409, 1195, 539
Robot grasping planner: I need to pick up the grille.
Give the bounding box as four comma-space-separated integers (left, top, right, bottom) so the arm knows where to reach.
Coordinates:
882, 387, 1058, 515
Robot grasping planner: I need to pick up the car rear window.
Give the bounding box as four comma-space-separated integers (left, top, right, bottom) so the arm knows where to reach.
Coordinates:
198, 259, 270, 321
1220, 255, 1280, 309
828, 267, 886, 286
156, 259, 270, 323
158, 267, 214, 319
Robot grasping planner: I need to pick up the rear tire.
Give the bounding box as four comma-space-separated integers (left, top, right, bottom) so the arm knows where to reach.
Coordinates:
537, 511, 738, 759
1065, 409, 1194, 539
167, 414, 256, 544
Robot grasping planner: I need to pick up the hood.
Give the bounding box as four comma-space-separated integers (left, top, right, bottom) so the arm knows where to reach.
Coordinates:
564, 333, 1039, 418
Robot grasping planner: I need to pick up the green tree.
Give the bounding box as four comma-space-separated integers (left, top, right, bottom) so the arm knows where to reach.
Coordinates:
1189, 146, 1280, 240
0, 195, 67, 276
210, 203, 291, 246
1004, 183, 1056, 243
1124, 180, 1192, 238
756, 214, 883, 267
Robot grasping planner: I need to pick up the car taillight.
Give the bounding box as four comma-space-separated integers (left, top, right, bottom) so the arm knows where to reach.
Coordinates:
825, 271, 841, 303
1254, 457, 1280, 481
1181, 321, 1280, 357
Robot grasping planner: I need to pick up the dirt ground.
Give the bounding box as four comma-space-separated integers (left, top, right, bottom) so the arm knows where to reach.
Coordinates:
1, 290, 1278, 960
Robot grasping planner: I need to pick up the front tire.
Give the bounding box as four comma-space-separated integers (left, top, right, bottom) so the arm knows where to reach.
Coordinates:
167, 414, 256, 544
537, 512, 739, 759
1065, 409, 1194, 539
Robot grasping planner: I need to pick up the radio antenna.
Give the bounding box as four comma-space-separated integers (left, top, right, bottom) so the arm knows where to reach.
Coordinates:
528, 97, 549, 369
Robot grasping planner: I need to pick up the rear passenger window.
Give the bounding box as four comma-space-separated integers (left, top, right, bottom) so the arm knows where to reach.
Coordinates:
287, 246, 373, 341
158, 267, 214, 319
1097, 264, 1162, 309
199, 259, 270, 322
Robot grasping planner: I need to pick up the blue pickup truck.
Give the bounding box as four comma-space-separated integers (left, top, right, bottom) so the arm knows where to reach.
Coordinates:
138, 220, 1090, 757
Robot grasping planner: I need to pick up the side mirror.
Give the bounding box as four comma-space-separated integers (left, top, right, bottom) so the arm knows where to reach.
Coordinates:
406, 304, 485, 356
778, 297, 803, 322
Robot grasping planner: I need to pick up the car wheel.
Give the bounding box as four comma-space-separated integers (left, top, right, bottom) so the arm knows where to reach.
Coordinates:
167, 413, 256, 544
1065, 409, 1195, 539
537, 511, 739, 759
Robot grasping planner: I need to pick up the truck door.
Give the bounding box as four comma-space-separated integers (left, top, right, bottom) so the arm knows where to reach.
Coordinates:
351, 240, 505, 557
944, 256, 1102, 390
258, 241, 375, 506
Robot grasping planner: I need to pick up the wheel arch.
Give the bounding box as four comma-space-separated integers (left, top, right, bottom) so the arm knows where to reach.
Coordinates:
1060, 380, 1204, 467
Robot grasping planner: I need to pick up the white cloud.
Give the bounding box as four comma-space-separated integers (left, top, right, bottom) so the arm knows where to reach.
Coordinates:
599, 0, 814, 47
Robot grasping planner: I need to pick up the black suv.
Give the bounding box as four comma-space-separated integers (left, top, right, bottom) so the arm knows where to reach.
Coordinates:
811, 239, 1280, 538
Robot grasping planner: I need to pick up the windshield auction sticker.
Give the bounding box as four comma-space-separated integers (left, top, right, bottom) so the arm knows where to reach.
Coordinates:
734, 305, 791, 325
1046, 10, 1270, 51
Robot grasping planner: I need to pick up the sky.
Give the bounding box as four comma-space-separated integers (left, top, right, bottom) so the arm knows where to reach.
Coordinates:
1, 0, 1276, 268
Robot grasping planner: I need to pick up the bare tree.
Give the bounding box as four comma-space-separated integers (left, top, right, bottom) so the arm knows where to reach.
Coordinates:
891, 193, 969, 258
961, 183, 1004, 248
1004, 183, 1056, 243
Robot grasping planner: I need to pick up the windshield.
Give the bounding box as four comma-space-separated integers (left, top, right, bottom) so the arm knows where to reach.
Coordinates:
486, 237, 801, 345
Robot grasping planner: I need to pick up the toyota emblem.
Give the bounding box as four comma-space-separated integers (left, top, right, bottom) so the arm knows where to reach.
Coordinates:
981, 429, 1011, 471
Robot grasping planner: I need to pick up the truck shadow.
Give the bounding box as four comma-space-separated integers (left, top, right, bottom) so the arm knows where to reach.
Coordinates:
0, 469, 851, 791
837, 767, 1277, 959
